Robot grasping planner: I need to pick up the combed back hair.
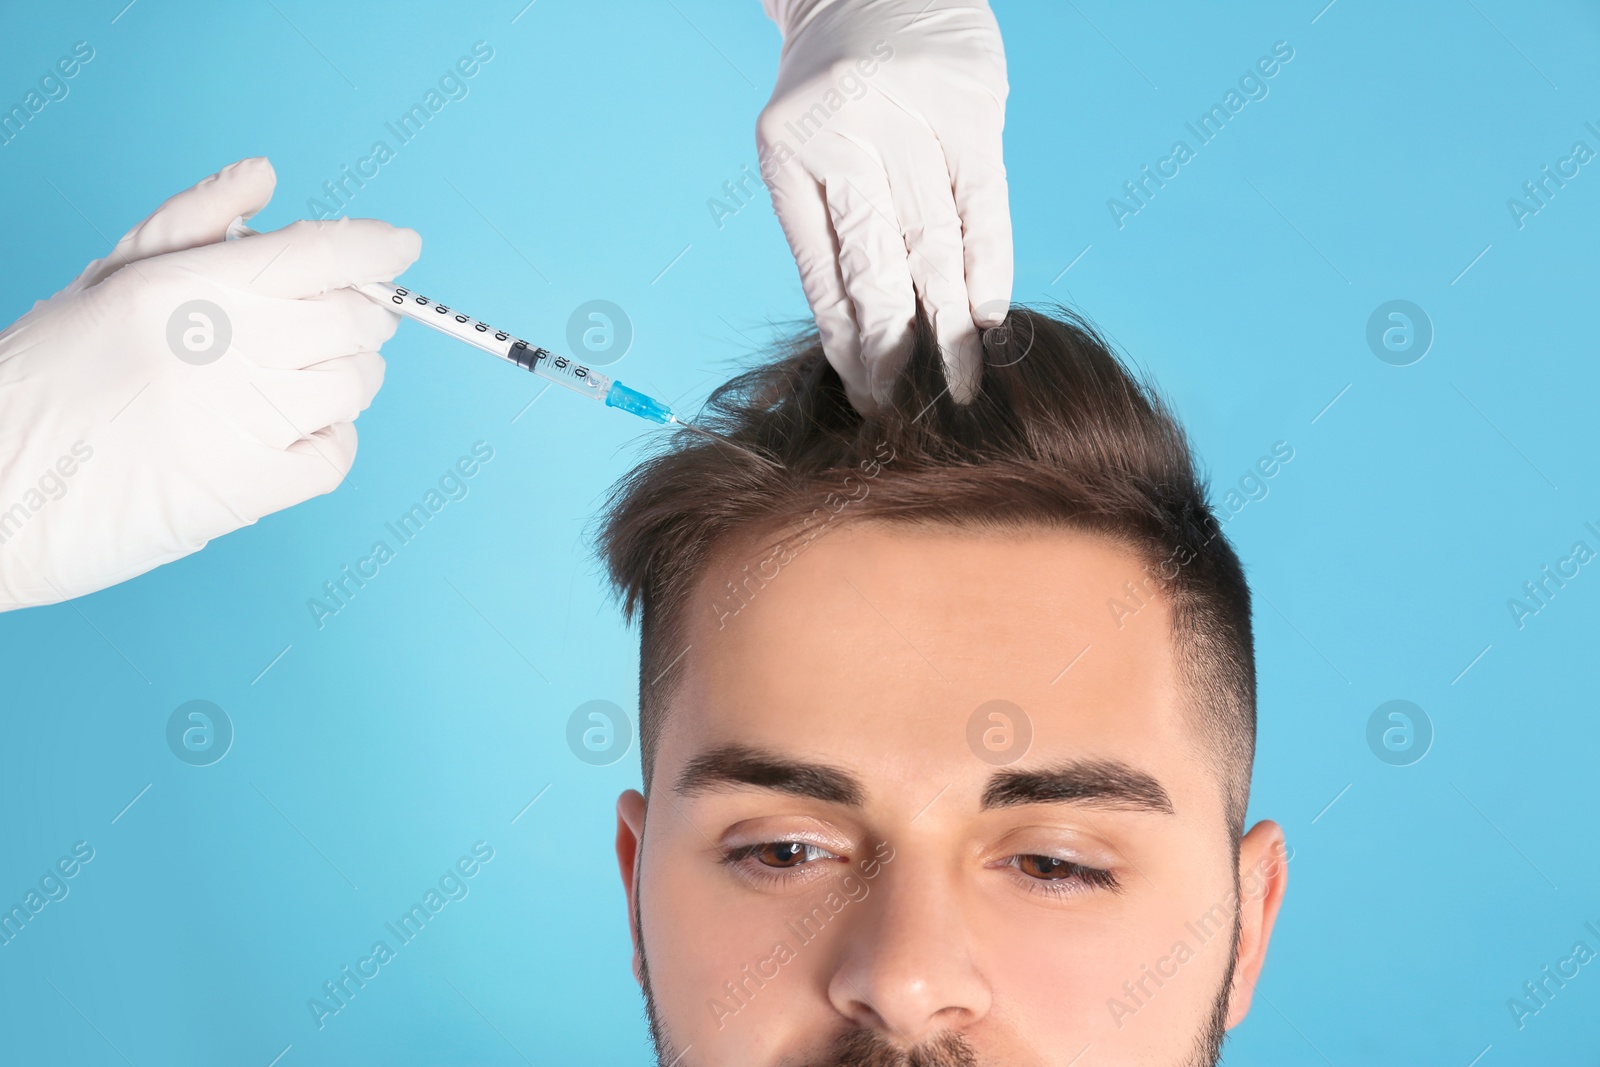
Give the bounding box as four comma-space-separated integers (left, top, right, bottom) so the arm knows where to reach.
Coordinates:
597, 305, 1257, 835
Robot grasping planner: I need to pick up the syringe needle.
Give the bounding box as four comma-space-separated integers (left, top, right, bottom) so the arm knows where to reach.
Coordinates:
669, 417, 785, 472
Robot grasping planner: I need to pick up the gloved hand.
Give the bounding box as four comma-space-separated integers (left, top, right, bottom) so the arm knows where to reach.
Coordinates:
0, 157, 420, 611
757, 0, 1012, 413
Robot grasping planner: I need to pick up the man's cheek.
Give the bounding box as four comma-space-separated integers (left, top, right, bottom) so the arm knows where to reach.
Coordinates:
839, 872, 869, 902
988, 901, 1211, 1055
642, 870, 832, 1058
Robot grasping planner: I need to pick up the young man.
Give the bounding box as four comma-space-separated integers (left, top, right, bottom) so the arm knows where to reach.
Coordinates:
600, 308, 1288, 1066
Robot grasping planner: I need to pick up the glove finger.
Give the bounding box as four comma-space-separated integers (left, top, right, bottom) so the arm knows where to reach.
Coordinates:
69, 158, 278, 294
238, 353, 386, 451
765, 160, 874, 414
941, 110, 1013, 329
171, 218, 422, 300
229, 423, 362, 521
122, 157, 278, 261
812, 136, 918, 412
876, 123, 980, 404
280, 421, 361, 502
224, 288, 401, 370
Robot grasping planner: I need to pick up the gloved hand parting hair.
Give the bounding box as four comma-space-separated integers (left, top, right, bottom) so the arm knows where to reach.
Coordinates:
757, 0, 1013, 414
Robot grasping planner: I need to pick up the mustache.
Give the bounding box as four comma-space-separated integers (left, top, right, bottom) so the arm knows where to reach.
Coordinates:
802, 1029, 978, 1067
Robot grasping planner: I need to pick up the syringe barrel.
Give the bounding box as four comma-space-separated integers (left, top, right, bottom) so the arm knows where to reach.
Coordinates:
508, 340, 614, 400
359, 282, 614, 402
359, 283, 520, 358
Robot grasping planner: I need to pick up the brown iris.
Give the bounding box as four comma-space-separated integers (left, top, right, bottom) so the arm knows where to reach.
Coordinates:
755, 842, 810, 868
1017, 854, 1075, 879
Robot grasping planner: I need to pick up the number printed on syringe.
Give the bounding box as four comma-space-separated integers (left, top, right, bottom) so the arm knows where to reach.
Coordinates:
383, 286, 609, 395
391, 287, 512, 354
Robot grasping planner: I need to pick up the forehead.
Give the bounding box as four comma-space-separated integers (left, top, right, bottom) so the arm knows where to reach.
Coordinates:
663, 522, 1203, 806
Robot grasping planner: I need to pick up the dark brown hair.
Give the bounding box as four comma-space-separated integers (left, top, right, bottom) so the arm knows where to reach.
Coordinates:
597, 306, 1256, 833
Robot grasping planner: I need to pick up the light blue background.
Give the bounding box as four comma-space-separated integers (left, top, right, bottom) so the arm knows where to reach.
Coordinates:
2, 1, 1597, 1064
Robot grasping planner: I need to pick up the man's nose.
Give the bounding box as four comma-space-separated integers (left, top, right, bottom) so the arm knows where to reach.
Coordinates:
824, 863, 992, 1045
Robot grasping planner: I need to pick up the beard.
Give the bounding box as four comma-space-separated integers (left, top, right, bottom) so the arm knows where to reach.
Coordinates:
637, 898, 1238, 1067
637, 915, 678, 1067
1185, 918, 1237, 1067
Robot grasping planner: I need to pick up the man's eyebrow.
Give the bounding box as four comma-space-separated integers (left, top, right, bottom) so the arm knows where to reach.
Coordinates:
982, 759, 1175, 814
674, 743, 866, 806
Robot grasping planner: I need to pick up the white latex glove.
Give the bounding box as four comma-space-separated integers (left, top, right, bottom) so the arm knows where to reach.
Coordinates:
0, 157, 421, 611
757, 0, 1012, 413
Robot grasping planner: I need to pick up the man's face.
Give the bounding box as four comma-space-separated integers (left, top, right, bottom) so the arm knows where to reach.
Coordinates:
616, 524, 1286, 1066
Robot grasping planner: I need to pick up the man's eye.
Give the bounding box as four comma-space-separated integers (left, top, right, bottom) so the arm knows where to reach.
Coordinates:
722, 841, 843, 881
721, 840, 847, 891
750, 841, 836, 868
1004, 854, 1119, 895
1017, 854, 1077, 879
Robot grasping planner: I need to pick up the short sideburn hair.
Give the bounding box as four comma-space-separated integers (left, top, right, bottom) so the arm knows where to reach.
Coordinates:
597, 306, 1257, 834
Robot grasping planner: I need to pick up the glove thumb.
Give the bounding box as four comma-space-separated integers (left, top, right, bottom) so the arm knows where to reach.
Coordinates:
66, 157, 278, 294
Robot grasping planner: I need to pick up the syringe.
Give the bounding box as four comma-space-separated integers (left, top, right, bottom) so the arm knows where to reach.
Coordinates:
223, 218, 679, 426
357, 280, 680, 424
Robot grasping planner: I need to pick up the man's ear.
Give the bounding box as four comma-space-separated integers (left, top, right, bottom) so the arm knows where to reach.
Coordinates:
1225, 819, 1289, 1028
615, 789, 648, 986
